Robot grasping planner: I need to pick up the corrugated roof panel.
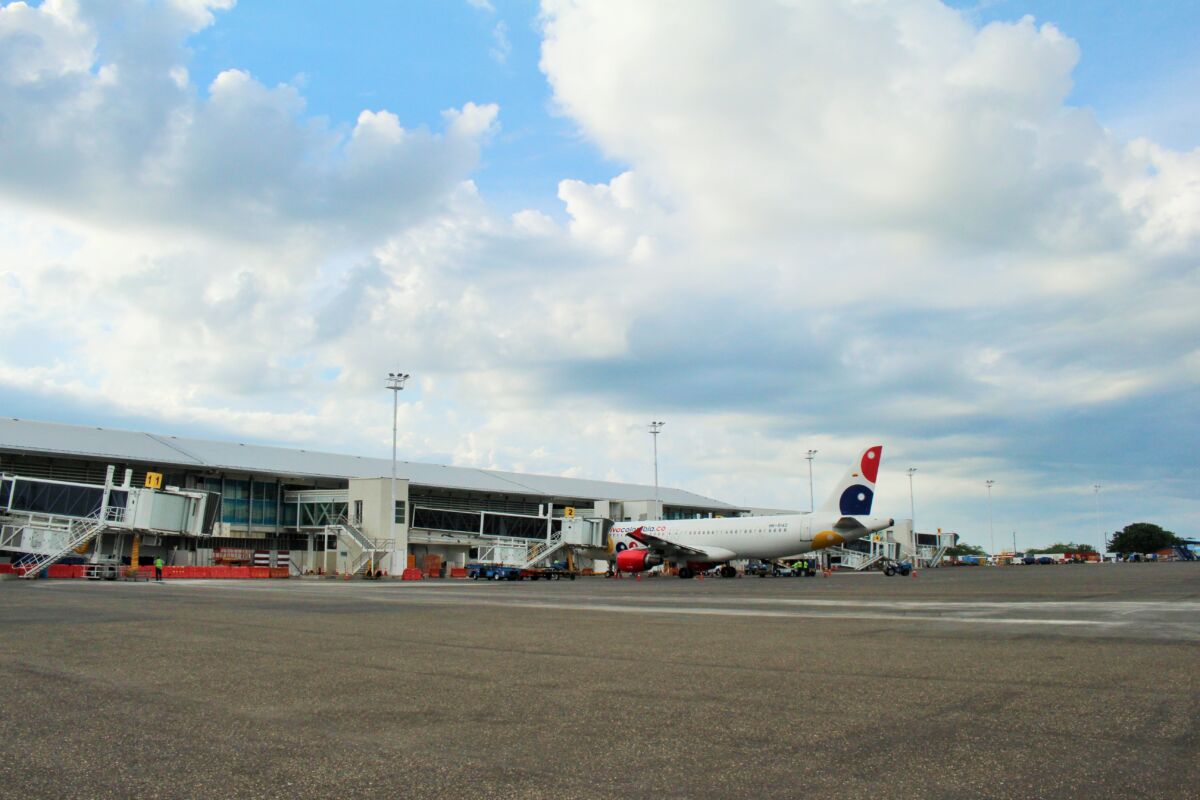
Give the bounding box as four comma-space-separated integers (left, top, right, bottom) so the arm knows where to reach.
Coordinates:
0, 418, 739, 510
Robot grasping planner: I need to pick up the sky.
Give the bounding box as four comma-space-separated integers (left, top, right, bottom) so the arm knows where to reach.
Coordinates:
0, 0, 1197, 552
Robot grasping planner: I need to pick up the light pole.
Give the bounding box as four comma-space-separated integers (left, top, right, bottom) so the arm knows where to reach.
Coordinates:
386, 372, 409, 575
906, 467, 917, 529
649, 421, 665, 516
806, 450, 818, 512
1093, 484, 1102, 556
985, 480, 996, 560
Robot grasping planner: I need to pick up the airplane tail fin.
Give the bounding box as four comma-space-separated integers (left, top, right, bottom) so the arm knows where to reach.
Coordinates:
818, 445, 883, 515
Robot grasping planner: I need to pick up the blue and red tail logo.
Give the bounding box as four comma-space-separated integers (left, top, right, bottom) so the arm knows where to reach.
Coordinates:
839, 446, 881, 515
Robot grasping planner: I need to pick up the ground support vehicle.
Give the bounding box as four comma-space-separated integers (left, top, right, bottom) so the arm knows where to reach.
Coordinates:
467, 563, 523, 580
467, 563, 577, 581
527, 566, 576, 581
746, 560, 805, 577
880, 559, 913, 577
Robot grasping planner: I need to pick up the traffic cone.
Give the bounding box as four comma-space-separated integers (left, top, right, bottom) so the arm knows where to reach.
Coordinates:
636, 573, 641, 581
911, 567, 918, 577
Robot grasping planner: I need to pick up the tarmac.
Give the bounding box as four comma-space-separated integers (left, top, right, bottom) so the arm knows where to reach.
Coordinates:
0, 563, 1197, 799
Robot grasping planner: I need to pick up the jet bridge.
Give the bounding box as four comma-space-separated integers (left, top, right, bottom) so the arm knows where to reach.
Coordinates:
0, 466, 220, 576
472, 516, 612, 570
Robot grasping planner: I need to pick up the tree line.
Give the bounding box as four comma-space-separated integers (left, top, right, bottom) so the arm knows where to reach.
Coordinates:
946, 523, 1187, 557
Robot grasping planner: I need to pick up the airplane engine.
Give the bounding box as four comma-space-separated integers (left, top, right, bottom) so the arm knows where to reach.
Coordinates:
616, 548, 663, 573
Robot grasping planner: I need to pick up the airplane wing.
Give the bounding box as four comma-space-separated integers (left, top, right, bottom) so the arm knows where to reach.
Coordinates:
627, 527, 712, 559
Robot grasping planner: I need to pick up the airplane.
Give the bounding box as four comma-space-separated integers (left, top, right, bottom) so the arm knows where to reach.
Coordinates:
608, 445, 893, 579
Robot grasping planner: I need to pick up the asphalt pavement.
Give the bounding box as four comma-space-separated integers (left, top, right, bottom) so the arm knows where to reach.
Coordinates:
0, 563, 1196, 799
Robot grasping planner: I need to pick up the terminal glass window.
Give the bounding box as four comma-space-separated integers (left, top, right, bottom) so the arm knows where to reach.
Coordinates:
221, 479, 249, 526
394, 500, 406, 524
194, 478, 278, 528
251, 482, 279, 527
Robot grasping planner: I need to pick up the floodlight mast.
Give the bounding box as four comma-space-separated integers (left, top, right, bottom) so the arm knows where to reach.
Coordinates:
386, 372, 410, 575
806, 450, 818, 513
907, 467, 917, 531
986, 480, 996, 558
649, 422, 665, 515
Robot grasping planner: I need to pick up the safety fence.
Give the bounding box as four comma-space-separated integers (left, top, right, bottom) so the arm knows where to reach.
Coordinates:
0, 563, 289, 579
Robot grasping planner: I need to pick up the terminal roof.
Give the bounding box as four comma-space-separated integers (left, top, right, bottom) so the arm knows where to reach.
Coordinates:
0, 418, 740, 511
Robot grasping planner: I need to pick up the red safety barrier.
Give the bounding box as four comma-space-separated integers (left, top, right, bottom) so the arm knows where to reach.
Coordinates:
229, 566, 251, 579
0, 564, 15, 574
401, 568, 424, 581
163, 566, 186, 579
268, 567, 289, 579
449, 567, 467, 578
248, 567, 270, 579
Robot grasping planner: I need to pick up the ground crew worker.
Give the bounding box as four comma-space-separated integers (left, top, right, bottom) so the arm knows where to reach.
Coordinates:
154, 556, 164, 582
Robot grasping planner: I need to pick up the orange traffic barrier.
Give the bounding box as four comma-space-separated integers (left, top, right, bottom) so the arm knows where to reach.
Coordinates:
401, 567, 423, 581
268, 567, 289, 579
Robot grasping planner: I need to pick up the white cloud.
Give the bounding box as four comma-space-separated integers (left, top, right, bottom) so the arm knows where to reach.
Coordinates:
540, 1, 1198, 256
0, 2, 497, 247
0, 0, 95, 83
490, 20, 512, 64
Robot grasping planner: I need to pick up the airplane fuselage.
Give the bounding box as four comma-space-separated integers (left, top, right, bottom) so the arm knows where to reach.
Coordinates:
609, 512, 894, 568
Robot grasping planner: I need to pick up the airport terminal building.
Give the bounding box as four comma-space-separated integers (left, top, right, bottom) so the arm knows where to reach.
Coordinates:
0, 418, 744, 575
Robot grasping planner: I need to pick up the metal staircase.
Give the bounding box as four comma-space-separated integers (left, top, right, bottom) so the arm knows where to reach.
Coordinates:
16, 512, 108, 578
826, 536, 898, 571
919, 543, 950, 567
475, 536, 531, 567
520, 532, 566, 569
827, 546, 883, 571
324, 517, 393, 575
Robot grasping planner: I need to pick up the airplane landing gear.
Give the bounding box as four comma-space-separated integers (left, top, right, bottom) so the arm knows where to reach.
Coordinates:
720, 565, 737, 578
678, 567, 694, 579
